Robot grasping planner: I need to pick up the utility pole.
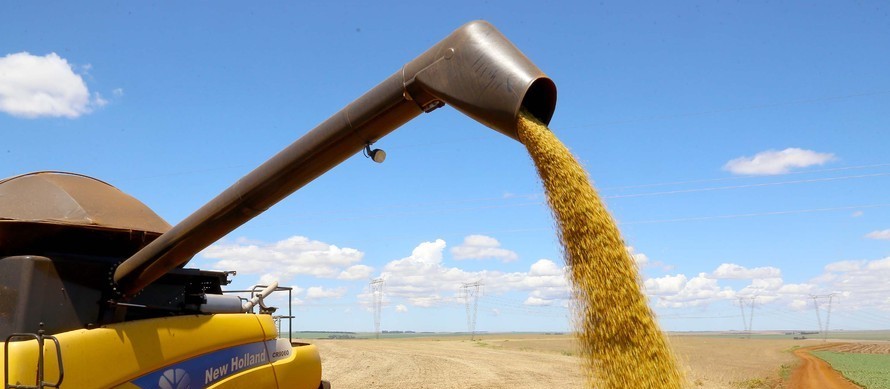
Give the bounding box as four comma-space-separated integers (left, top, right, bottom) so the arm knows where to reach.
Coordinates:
737, 296, 756, 339
810, 294, 837, 342
460, 281, 483, 340
370, 278, 384, 339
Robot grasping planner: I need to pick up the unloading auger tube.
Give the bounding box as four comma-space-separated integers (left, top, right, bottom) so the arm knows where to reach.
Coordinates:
113, 20, 557, 298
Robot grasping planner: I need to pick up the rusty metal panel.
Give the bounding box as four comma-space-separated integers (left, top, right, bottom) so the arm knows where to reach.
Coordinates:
0, 172, 171, 234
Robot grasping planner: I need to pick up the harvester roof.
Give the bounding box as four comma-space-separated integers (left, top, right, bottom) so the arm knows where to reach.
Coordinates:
0, 171, 170, 233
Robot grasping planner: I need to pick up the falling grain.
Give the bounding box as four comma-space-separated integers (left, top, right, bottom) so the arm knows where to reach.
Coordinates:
518, 110, 683, 388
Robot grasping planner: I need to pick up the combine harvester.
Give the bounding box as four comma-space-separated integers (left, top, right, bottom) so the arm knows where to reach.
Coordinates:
0, 20, 555, 388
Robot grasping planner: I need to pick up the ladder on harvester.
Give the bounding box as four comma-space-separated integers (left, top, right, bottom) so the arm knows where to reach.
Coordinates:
3, 324, 64, 389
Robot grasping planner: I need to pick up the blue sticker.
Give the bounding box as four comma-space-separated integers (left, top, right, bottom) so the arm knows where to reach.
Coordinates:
130, 341, 269, 388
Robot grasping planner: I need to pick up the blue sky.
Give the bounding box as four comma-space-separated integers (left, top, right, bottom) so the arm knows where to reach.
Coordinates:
2, 2, 889, 333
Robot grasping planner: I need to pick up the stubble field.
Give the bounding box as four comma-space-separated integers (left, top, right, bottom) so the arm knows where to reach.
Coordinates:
311, 334, 808, 389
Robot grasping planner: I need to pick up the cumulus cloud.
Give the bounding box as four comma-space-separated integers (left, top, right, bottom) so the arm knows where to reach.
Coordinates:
0, 52, 107, 118
865, 229, 890, 240
723, 148, 835, 175
375, 239, 569, 308
395, 304, 408, 313
816, 257, 890, 310
200, 235, 365, 282
643, 256, 890, 313
306, 286, 347, 300
338, 264, 374, 280
824, 260, 864, 272
450, 235, 519, 262
711, 263, 781, 279
645, 272, 735, 308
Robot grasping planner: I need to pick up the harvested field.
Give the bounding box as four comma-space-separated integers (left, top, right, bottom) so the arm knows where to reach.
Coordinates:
824, 343, 890, 354
310, 334, 807, 389
314, 335, 583, 389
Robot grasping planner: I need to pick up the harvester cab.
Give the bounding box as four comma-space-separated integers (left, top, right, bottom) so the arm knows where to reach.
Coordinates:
1, 20, 555, 389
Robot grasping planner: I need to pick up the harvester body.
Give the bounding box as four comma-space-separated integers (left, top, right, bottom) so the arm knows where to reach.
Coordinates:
0, 20, 555, 388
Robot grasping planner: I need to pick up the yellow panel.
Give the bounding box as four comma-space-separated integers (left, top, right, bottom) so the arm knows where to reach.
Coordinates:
270, 344, 323, 389
3, 315, 268, 388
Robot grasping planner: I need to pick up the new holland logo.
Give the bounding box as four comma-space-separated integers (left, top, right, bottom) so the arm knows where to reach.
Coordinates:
158, 368, 191, 389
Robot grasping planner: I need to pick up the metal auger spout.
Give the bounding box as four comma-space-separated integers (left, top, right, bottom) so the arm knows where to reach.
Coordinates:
113, 20, 557, 298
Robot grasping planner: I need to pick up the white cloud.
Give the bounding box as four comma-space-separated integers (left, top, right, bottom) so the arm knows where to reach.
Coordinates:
529, 259, 563, 276
306, 286, 347, 300
723, 148, 835, 175
865, 229, 890, 240
646, 272, 735, 308
789, 299, 810, 311
627, 246, 649, 266
738, 277, 784, 297
524, 296, 553, 306
777, 283, 815, 295
824, 260, 864, 272
395, 304, 408, 313
375, 239, 569, 308
711, 263, 781, 279
112, 88, 124, 97
627, 246, 673, 271
93, 92, 108, 107
450, 235, 519, 262
200, 235, 365, 282
645, 257, 890, 312
0, 52, 100, 118
814, 257, 890, 310
338, 265, 374, 280
645, 274, 688, 295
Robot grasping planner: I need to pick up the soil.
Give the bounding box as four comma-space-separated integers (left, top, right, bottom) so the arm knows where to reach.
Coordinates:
314, 336, 584, 389
789, 345, 861, 389
310, 335, 883, 389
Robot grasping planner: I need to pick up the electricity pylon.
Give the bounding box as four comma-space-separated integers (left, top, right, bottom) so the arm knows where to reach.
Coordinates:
810, 294, 837, 342
370, 278, 384, 339
461, 281, 483, 340
738, 296, 756, 339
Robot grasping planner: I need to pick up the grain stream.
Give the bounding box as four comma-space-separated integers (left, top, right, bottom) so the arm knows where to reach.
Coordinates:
518, 110, 683, 388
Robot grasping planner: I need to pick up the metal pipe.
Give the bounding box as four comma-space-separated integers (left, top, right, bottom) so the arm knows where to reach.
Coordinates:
113, 20, 557, 298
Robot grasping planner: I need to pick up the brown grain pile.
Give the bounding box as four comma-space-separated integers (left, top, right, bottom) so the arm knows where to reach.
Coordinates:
518, 110, 683, 388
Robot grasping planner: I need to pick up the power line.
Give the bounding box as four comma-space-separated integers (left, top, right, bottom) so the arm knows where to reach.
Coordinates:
283, 163, 890, 220
603, 172, 890, 200
622, 202, 890, 225
599, 163, 890, 191
560, 89, 890, 130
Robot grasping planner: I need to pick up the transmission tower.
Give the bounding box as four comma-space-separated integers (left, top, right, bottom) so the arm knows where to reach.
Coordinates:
460, 281, 483, 340
737, 296, 756, 339
810, 294, 837, 342
370, 278, 384, 339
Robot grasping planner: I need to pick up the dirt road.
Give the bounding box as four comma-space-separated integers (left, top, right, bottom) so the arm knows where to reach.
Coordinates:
789, 347, 860, 389
314, 337, 583, 389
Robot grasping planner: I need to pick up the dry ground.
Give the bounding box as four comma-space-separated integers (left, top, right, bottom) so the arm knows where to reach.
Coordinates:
310, 334, 807, 389
788, 345, 860, 389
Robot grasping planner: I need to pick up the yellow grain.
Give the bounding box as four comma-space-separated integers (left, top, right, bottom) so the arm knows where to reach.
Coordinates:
518, 110, 683, 388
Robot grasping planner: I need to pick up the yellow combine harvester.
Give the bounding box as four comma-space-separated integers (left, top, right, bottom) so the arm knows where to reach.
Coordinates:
0, 20, 555, 388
